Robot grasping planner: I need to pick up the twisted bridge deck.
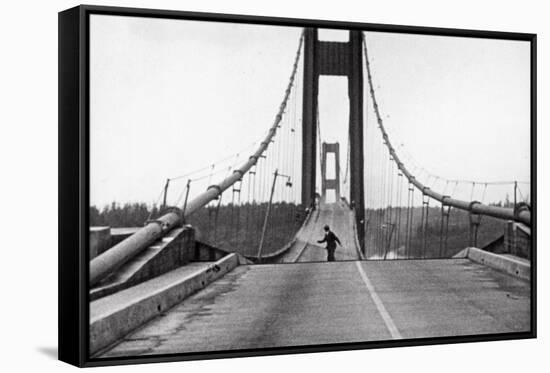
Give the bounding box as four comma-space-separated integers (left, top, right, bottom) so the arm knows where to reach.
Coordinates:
280, 201, 362, 263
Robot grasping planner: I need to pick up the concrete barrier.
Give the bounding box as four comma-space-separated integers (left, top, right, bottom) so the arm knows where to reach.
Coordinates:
89, 227, 111, 260
90, 227, 196, 300
453, 247, 530, 281
90, 227, 141, 261
505, 221, 531, 259
90, 253, 239, 355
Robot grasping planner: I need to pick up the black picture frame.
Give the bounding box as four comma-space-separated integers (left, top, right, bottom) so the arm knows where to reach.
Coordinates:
59, 4, 537, 368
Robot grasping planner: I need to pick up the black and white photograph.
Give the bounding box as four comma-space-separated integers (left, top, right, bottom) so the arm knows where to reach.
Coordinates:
56, 3, 536, 368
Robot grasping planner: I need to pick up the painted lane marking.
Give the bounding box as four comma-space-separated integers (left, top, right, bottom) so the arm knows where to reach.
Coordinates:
355, 261, 402, 339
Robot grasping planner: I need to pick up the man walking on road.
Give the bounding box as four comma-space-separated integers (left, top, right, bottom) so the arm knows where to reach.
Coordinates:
317, 225, 341, 262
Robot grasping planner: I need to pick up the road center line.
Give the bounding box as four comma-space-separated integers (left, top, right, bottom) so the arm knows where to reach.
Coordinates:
355, 261, 402, 339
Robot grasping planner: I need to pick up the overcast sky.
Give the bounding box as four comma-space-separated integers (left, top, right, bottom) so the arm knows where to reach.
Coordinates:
90, 15, 531, 208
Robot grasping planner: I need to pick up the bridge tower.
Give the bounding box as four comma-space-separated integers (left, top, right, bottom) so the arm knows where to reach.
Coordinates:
321, 142, 341, 202
301, 28, 365, 250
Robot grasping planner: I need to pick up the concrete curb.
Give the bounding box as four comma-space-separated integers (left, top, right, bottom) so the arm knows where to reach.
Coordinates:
453, 247, 530, 281
90, 253, 239, 355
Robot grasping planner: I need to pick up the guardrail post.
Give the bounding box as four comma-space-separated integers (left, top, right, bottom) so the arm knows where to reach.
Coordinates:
439, 197, 451, 258
420, 192, 430, 258
469, 212, 481, 248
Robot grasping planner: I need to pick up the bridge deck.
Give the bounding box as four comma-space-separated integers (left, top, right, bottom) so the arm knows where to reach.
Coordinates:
101, 258, 530, 357
281, 201, 362, 262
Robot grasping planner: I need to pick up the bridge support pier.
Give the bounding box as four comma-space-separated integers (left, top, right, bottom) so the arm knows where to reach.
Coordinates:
301, 28, 365, 252
321, 142, 341, 202
301, 28, 319, 209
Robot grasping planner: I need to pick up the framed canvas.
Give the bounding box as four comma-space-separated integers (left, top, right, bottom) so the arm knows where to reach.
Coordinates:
59, 4, 536, 367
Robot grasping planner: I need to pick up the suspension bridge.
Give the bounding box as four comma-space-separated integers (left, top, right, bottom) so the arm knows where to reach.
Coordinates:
89, 29, 532, 357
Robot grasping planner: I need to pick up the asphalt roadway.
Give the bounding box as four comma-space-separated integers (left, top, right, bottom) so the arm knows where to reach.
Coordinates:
101, 258, 531, 357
